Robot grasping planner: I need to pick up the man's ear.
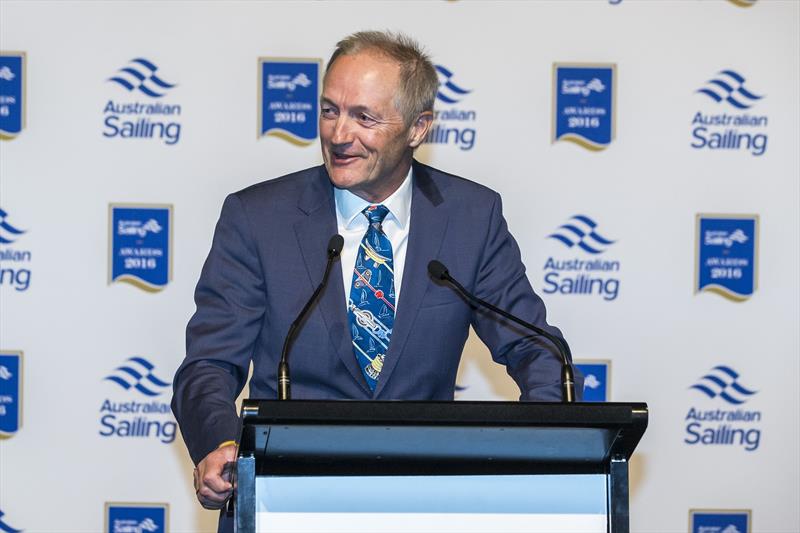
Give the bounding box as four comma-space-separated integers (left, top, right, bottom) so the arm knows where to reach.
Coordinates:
408, 111, 433, 148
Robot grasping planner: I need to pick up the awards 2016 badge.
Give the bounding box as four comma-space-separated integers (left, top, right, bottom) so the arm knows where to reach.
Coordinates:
109, 204, 172, 292
0, 51, 26, 141
552, 63, 616, 151
105, 503, 168, 533
574, 360, 611, 403
0, 351, 22, 438
696, 214, 758, 302
690, 509, 751, 533
258, 57, 320, 146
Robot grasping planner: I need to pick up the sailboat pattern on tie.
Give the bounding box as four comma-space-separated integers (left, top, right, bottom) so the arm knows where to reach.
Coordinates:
348, 205, 395, 390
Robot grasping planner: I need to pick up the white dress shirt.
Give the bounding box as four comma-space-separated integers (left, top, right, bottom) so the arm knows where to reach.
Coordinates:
334, 168, 413, 311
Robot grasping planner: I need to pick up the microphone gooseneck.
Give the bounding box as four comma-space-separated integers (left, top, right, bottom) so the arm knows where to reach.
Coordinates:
278, 234, 343, 400
427, 260, 576, 403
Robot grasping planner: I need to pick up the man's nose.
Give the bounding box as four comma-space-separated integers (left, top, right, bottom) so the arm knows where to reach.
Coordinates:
330, 116, 354, 145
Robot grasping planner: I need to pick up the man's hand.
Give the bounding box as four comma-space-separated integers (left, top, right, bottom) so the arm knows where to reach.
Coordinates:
193, 443, 236, 509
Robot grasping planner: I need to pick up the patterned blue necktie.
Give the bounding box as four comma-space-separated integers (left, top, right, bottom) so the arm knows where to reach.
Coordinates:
348, 205, 396, 391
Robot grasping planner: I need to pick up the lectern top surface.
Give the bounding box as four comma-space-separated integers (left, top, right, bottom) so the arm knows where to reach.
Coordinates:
239, 400, 648, 475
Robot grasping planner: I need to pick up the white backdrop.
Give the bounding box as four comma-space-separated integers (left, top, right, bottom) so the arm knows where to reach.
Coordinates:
1, 1, 798, 532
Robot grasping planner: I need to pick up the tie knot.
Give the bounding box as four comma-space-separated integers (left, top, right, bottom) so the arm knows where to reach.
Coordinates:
363, 205, 390, 226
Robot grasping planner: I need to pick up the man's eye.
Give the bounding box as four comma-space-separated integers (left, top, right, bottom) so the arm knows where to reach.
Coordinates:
359, 113, 376, 124
321, 107, 337, 117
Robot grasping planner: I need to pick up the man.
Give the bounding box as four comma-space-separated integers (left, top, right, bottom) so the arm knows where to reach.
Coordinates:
172, 31, 581, 517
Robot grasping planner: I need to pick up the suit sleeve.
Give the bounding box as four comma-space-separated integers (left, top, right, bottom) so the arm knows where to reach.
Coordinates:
469, 193, 583, 401
172, 193, 267, 465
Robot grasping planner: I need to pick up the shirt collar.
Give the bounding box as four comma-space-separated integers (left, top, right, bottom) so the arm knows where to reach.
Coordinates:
334, 167, 413, 230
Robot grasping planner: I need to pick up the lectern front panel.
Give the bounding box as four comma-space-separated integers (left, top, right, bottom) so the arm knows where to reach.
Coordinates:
254, 474, 607, 533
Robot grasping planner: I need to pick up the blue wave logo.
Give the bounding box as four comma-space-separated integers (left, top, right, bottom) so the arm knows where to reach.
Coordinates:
697, 70, 763, 109
138, 518, 159, 532
584, 373, 602, 390
0, 208, 25, 244
0, 510, 21, 533
690, 365, 757, 405
547, 215, 615, 254
104, 357, 171, 397
0, 66, 15, 81
435, 65, 471, 104
108, 58, 176, 98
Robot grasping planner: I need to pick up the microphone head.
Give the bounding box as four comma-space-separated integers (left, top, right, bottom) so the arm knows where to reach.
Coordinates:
427, 260, 449, 280
328, 234, 345, 258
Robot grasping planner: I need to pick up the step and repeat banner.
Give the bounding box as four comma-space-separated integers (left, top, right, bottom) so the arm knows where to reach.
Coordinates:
1, 1, 798, 532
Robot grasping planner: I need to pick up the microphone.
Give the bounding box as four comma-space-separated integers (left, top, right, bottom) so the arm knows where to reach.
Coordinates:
278, 234, 344, 400
428, 260, 576, 402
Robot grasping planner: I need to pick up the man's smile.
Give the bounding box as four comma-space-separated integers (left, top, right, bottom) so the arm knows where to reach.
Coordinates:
331, 150, 362, 164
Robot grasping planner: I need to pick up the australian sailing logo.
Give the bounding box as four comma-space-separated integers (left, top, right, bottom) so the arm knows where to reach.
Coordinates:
258, 58, 320, 145
552, 63, 616, 150
0, 51, 26, 141
109, 204, 172, 292
542, 214, 620, 301
0, 509, 22, 533
695, 214, 758, 301
103, 58, 182, 145
691, 70, 767, 156
0, 208, 32, 292
423, 64, 476, 150
684, 365, 761, 452
99, 357, 176, 444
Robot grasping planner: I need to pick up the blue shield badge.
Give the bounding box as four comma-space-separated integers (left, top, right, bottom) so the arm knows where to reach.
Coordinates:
0, 52, 26, 141
109, 205, 172, 292
696, 214, 758, 301
106, 503, 168, 533
690, 509, 751, 533
0, 351, 22, 437
259, 58, 320, 145
575, 360, 610, 402
553, 63, 616, 150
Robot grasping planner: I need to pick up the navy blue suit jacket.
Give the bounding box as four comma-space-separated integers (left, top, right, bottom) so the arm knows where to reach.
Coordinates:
172, 161, 580, 465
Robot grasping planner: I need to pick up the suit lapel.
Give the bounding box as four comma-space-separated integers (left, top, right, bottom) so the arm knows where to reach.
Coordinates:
294, 166, 370, 395
374, 162, 449, 398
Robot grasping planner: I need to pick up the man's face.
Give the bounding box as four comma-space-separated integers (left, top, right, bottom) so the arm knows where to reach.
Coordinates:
320, 51, 428, 202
